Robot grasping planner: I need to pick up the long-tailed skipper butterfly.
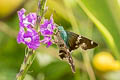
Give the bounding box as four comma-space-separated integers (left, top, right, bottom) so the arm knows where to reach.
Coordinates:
54, 26, 98, 73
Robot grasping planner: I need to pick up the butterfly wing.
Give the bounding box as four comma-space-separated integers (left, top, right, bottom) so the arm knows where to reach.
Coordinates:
66, 31, 98, 51
65, 31, 79, 51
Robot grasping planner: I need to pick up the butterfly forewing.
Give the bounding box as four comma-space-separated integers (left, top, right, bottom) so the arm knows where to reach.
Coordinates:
66, 31, 79, 51
66, 31, 98, 51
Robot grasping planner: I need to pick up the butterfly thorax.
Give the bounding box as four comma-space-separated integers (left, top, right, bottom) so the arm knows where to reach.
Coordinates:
58, 26, 68, 47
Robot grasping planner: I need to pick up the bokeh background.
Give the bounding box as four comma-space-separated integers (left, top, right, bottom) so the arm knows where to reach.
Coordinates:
0, 0, 120, 80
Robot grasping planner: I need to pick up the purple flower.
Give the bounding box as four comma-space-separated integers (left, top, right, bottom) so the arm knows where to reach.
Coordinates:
18, 8, 37, 28
17, 8, 40, 50
17, 8, 55, 49
40, 15, 56, 36
40, 15, 56, 47
40, 36, 52, 47
17, 28, 40, 50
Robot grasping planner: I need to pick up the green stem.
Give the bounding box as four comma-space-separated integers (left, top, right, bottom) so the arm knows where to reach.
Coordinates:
16, 49, 35, 80
81, 50, 96, 80
36, 0, 47, 30
39, 0, 47, 17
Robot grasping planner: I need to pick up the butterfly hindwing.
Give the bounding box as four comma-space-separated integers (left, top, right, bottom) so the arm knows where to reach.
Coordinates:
66, 31, 98, 51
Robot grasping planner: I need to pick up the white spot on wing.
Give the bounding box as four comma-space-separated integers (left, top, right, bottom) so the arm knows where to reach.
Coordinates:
76, 36, 82, 44
82, 43, 86, 46
91, 41, 94, 45
75, 45, 78, 48
78, 36, 82, 40
76, 41, 79, 44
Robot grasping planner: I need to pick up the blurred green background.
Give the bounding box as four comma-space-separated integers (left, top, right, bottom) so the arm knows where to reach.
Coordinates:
0, 0, 120, 80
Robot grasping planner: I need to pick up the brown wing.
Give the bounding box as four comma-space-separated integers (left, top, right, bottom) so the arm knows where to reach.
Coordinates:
66, 31, 79, 51
66, 31, 98, 51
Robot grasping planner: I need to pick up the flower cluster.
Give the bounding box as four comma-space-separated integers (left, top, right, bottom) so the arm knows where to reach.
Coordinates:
40, 15, 56, 47
17, 8, 56, 50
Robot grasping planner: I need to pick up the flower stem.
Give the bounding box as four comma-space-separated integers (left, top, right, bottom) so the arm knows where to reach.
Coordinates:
16, 0, 47, 80
36, 0, 47, 30
16, 49, 35, 80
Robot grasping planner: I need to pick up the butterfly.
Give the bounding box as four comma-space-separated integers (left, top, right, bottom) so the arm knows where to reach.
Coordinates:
54, 26, 98, 73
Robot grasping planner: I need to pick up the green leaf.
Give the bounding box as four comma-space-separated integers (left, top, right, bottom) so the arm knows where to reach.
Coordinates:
75, 0, 120, 60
